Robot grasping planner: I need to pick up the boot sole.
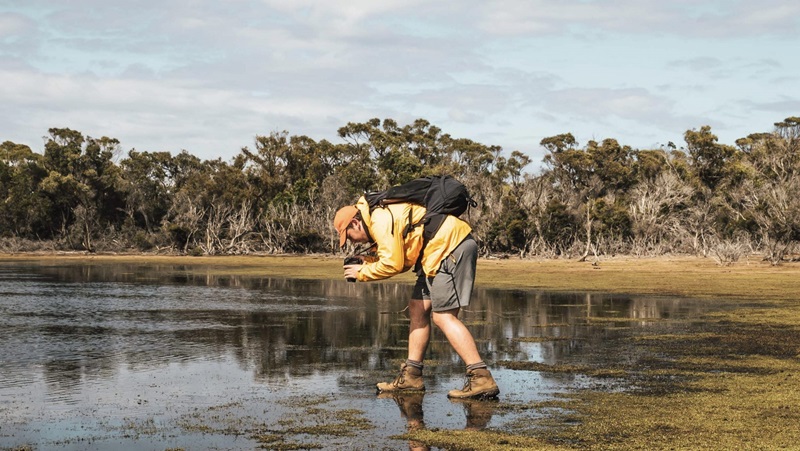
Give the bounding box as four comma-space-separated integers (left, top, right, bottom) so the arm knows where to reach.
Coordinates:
376, 386, 425, 394
447, 388, 500, 400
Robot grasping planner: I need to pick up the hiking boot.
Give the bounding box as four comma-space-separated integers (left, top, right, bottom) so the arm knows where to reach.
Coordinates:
447, 368, 499, 399
376, 363, 425, 393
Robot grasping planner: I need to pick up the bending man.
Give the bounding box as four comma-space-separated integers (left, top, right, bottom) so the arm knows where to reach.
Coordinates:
333, 196, 499, 399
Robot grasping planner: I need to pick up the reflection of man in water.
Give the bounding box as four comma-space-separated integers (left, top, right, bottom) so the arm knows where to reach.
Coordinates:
378, 392, 428, 451
379, 392, 497, 448
451, 398, 498, 430
334, 198, 499, 399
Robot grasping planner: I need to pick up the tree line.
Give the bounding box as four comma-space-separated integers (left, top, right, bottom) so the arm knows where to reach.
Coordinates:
1, 116, 798, 264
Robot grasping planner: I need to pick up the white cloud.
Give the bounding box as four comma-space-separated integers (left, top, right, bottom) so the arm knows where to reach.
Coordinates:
475, 0, 668, 35
472, 0, 800, 37
448, 108, 482, 124
0, 12, 33, 36
670, 57, 724, 72
726, 1, 800, 34
0, 66, 355, 157
544, 87, 668, 117
741, 97, 800, 115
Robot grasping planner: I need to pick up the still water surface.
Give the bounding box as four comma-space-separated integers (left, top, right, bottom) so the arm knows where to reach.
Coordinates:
0, 260, 716, 449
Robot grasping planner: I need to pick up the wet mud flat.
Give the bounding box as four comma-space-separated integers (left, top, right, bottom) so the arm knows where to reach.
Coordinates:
1, 256, 799, 450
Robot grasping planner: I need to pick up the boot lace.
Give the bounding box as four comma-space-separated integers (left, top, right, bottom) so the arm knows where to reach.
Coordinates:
392, 366, 408, 387
459, 372, 475, 393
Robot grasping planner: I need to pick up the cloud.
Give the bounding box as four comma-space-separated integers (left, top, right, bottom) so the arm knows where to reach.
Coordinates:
669, 57, 724, 72
723, 1, 800, 34
1, 0, 797, 165
0, 12, 33, 36
259, 0, 430, 30
544, 87, 671, 118
0, 65, 356, 157
471, 0, 800, 37
0, 12, 40, 56
537, 86, 712, 145
740, 97, 800, 115
475, 0, 668, 35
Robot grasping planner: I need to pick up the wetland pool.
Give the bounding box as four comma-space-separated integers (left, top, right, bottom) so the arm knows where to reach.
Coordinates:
0, 259, 720, 450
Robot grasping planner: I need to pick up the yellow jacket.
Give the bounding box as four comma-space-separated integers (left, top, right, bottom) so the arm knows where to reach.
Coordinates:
353, 196, 473, 281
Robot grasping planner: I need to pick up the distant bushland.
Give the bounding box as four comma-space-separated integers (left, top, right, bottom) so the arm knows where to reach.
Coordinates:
1, 116, 799, 264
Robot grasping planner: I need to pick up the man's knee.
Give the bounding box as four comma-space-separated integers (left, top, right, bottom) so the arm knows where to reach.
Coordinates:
431, 308, 460, 327
408, 299, 431, 321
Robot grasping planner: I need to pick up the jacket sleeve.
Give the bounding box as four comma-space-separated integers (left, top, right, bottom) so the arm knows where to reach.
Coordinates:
357, 208, 406, 281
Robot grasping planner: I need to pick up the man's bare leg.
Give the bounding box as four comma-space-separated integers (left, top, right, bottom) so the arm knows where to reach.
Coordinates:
407, 298, 431, 362
376, 299, 430, 392
431, 307, 481, 365
433, 307, 499, 398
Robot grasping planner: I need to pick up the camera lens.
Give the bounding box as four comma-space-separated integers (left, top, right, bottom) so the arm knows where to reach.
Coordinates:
343, 257, 360, 282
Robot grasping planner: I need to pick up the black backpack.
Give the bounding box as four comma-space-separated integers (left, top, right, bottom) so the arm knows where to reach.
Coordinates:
364, 175, 477, 242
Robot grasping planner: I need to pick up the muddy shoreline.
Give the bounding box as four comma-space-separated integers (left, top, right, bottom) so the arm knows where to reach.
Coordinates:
2, 252, 798, 299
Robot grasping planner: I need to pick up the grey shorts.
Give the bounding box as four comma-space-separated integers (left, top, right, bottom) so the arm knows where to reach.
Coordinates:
412, 235, 477, 312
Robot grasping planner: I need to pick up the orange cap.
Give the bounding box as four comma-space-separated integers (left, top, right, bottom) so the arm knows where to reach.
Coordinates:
333, 205, 358, 248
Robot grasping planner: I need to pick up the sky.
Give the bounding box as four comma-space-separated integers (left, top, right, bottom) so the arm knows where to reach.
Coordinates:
1, 0, 798, 169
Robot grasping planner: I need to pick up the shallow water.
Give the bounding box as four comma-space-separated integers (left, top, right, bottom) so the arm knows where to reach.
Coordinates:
0, 260, 715, 449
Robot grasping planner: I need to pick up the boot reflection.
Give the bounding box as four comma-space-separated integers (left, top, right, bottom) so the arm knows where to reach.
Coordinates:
450, 397, 498, 430
377, 392, 429, 450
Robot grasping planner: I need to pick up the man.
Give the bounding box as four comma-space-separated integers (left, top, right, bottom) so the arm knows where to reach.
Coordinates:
333, 195, 499, 399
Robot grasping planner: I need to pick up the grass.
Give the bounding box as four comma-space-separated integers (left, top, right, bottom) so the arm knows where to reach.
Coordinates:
3, 252, 800, 449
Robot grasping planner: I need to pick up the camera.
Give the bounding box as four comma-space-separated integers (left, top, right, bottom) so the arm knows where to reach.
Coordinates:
343, 256, 361, 283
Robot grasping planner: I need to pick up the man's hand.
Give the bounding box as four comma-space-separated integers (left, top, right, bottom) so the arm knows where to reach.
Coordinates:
344, 264, 362, 281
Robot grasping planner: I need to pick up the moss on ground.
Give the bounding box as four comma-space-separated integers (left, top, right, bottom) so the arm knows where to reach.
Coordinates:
405, 308, 800, 450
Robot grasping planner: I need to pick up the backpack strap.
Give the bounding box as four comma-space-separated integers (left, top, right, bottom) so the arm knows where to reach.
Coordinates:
366, 203, 394, 237
402, 205, 426, 238
412, 212, 448, 273
403, 206, 413, 237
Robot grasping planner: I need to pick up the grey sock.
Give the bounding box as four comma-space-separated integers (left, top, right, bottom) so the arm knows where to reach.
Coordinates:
466, 361, 487, 372
405, 359, 424, 371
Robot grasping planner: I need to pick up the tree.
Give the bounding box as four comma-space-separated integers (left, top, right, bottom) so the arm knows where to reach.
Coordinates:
541, 134, 635, 259
0, 141, 51, 238
483, 151, 533, 254
628, 168, 693, 255
449, 137, 497, 179
160, 151, 206, 253
684, 126, 740, 192
119, 150, 174, 232
736, 117, 800, 264
7, 115, 800, 260
39, 128, 124, 250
